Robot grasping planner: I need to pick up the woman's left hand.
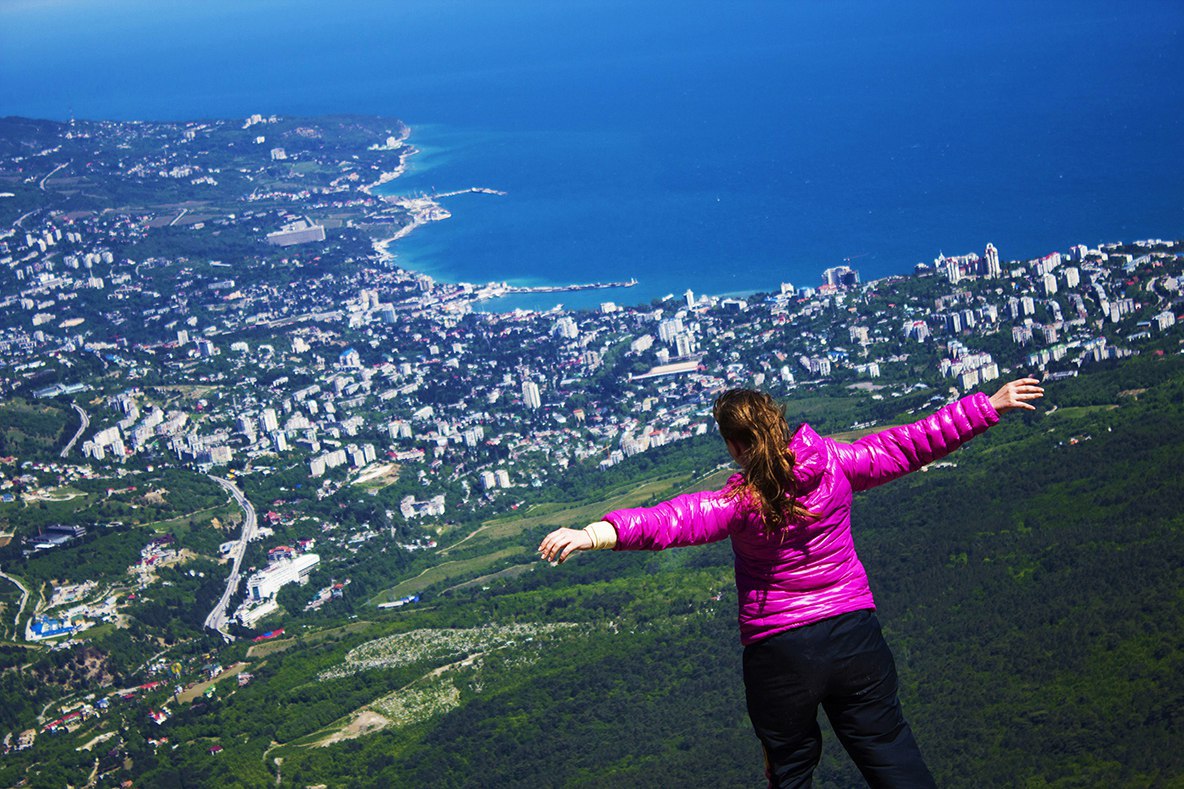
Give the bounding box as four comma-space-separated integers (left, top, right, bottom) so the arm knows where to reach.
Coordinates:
989, 377, 1044, 414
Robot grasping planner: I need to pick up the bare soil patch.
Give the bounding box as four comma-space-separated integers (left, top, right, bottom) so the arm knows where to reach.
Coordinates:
318, 710, 390, 746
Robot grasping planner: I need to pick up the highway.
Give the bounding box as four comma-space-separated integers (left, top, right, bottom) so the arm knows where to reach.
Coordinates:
60, 403, 89, 458
203, 476, 258, 641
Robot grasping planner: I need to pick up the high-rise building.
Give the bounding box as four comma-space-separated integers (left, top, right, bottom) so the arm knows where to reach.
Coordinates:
684, 289, 696, 308
904, 320, 930, 342
943, 256, 962, 284
554, 316, 579, 340
522, 380, 541, 410
658, 317, 684, 344
1033, 252, 1061, 276
822, 265, 859, 288
984, 243, 1001, 278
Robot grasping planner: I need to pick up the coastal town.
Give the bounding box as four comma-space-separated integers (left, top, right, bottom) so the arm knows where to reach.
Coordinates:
0, 113, 1182, 776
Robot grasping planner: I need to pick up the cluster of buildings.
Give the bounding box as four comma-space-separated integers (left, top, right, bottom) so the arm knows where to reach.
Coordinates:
309, 442, 378, 477
2, 116, 1182, 593
924, 240, 1180, 371
7, 236, 1180, 531
27, 613, 91, 641
24, 573, 121, 642
22, 534, 172, 644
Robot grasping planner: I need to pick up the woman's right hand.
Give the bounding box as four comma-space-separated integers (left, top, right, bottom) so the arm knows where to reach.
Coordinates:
989, 377, 1044, 414
538, 527, 592, 564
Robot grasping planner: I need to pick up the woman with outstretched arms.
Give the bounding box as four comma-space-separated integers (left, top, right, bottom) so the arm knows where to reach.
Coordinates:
539, 378, 1043, 788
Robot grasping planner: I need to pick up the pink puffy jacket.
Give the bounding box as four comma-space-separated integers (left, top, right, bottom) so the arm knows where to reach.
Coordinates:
604, 393, 999, 645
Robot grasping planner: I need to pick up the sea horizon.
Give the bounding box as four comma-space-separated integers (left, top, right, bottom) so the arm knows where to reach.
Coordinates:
378, 111, 1181, 312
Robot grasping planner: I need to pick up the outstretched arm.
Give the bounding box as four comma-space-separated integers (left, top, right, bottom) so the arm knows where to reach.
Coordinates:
538, 487, 735, 564
602, 489, 735, 551
836, 377, 1043, 492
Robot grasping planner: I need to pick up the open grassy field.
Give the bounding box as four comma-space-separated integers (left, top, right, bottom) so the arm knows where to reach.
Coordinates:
366, 464, 740, 608
141, 502, 241, 534
442, 471, 720, 556
370, 546, 527, 603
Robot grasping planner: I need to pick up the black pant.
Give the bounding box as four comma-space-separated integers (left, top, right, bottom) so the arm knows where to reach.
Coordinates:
742, 610, 937, 789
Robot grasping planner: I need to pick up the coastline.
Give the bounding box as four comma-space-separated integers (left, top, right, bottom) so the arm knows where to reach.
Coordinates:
365, 127, 445, 272
359, 124, 414, 197
362, 125, 1150, 316
358, 127, 796, 311
366, 135, 639, 310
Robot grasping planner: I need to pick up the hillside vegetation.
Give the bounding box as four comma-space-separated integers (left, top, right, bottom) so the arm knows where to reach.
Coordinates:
3, 357, 1183, 787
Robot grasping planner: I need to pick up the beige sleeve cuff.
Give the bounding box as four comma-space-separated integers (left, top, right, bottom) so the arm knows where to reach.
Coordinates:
583, 520, 618, 551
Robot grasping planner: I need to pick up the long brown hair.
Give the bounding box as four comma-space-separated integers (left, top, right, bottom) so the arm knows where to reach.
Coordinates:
713, 388, 811, 536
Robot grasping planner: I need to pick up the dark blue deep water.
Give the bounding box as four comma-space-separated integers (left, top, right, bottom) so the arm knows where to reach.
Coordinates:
3, 0, 1182, 310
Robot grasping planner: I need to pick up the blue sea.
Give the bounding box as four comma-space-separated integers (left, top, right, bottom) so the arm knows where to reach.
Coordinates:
2, 0, 1182, 311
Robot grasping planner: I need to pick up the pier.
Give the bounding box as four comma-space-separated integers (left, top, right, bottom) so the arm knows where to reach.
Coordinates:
431, 187, 507, 198
503, 279, 636, 294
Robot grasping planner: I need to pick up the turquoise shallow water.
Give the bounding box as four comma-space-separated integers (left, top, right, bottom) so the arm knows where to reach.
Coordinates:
2, 0, 1182, 310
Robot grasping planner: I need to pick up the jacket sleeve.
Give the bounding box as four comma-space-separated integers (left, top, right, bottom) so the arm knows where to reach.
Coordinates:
603, 489, 736, 551
834, 392, 999, 493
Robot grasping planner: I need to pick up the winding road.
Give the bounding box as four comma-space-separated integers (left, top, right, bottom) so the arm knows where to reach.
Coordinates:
0, 564, 31, 632
203, 476, 258, 641
60, 403, 89, 458
39, 161, 70, 191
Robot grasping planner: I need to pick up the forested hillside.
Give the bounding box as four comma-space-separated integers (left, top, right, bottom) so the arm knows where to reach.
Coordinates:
5, 357, 1182, 788
276, 357, 1184, 788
